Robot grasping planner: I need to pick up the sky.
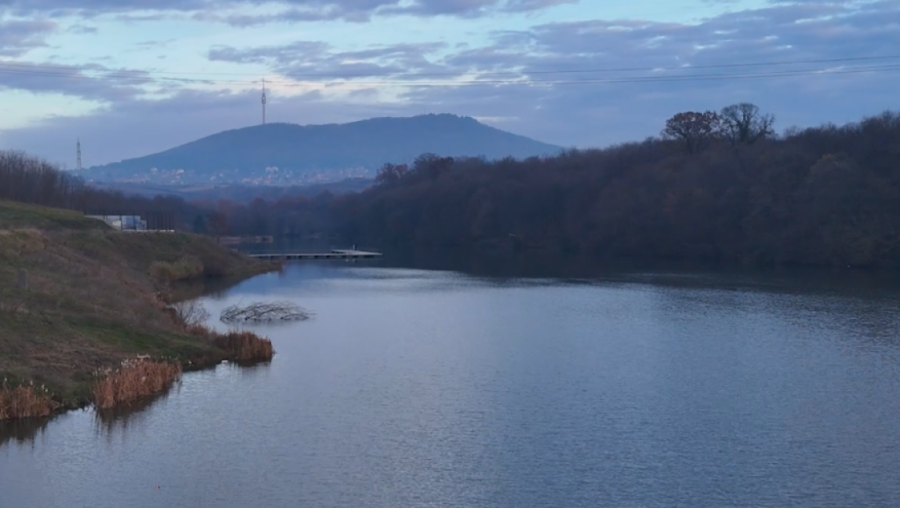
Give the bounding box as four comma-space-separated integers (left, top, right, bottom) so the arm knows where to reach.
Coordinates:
0, 0, 898, 168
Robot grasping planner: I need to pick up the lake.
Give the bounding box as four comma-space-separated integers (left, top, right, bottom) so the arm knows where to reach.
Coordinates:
3, 257, 900, 507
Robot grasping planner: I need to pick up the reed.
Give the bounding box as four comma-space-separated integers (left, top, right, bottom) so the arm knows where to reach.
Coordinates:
92, 358, 182, 409
0, 381, 55, 420
183, 323, 274, 363
211, 331, 274, 362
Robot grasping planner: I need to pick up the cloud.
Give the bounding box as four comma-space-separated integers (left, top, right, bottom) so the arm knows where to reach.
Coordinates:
377, 0, 568, 17
0, 0, 572, 22
0, 19, 56, 56
2, 0, 899, 166
0, 61, 156, 101
397, 0, 900, 144
65, 23, 97, 34
208, 40, 455, 80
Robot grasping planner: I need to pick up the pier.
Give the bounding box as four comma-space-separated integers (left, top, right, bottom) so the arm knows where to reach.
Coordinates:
248, 249, 382, 261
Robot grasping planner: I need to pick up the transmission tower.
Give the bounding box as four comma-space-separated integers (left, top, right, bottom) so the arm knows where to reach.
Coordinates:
261, 79, 267, 125
77, 138, 82, 170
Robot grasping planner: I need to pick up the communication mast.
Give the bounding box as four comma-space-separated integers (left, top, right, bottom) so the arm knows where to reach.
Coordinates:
77, 138, 82, 170
261, 79, 267, 125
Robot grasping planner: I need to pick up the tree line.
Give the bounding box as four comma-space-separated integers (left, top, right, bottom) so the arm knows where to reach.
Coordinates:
3, 105, 900, 267
0, 150, 192, 221
332, 107, 900, 267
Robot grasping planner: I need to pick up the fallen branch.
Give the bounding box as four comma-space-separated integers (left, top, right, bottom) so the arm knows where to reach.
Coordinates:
220, 301, 313, 323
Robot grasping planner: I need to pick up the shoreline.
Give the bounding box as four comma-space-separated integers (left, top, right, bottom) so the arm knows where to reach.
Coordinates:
0, 199, 282, 421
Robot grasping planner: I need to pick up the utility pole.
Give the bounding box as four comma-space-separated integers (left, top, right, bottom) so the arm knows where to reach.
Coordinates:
77, 138, 82, 170
261, 79, 267, 125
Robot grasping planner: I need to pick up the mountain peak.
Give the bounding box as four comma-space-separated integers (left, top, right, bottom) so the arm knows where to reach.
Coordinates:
84, 114, 561, 186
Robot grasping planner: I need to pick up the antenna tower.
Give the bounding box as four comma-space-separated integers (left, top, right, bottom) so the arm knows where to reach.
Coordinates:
261, 79, 267, 125
76, 138, 82, 170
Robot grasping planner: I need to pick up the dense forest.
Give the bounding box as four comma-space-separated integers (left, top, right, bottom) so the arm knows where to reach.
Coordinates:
3, 105, 900, 267
332, 106, 900, 266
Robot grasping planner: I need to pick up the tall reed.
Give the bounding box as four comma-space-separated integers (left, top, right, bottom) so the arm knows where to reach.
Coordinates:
184, 323, 275, 364
212, 331, 274, 362
92, 358, 182, 409
0, 381, 55, 420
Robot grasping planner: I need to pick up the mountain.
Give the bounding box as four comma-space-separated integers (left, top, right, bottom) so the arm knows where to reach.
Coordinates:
83, 114, 562, 186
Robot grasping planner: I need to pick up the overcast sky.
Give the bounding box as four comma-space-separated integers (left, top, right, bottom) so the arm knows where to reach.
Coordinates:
0, 0, 898, 167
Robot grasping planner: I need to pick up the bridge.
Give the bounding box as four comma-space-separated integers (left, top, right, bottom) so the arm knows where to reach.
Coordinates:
248, 249, 382, 261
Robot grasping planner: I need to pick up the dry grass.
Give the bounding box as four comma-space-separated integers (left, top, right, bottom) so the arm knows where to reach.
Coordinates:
92, 358, 182, 410
0, 199, 280, 416
184, 324, 274, 363
212, 331, 274, 362
0, 382, 56, 420
149, 255, 205, 282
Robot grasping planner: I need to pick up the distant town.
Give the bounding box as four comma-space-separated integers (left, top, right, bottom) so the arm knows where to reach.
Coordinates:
80, 165, 373, 187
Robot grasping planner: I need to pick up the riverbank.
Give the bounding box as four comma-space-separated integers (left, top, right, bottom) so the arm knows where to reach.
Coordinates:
0, 200, 280, 419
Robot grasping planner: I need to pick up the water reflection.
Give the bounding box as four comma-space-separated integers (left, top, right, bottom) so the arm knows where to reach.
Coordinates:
241, 239, 900, 295
169, 274, 265, 303
91, 361, 273, 441
0, 416, 51, 449
381, 246, 900, 298
93, 386, 178, 438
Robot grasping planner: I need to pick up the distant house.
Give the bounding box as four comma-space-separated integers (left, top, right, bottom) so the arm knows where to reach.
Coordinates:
83, 209, 179, 232
85, 214, 148, 231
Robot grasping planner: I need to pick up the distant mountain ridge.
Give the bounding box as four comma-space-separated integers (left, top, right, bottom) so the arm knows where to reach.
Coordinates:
83, 114, 562, 186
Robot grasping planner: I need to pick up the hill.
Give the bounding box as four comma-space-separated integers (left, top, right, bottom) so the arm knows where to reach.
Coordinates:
0, 200, 277, 417
83, 114, 562, 186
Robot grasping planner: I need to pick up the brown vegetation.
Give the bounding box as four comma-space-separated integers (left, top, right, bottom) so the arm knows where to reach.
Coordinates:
213, 331, 274, 362
181, 320, 275, 363
0, 381, 56, 420
0, 199, 279, 419
92, 358, 182, 410
182, 322, 275, 363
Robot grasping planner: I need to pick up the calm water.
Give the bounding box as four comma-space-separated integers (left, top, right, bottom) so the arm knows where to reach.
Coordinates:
3, 260, 900, 507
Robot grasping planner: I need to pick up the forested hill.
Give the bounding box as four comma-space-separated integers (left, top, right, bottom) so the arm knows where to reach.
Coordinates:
83, 114, 561, 185
331, 110, 900, 267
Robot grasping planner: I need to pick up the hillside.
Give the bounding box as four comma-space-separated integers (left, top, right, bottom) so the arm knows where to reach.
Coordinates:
82, 114, 562, 186
0, 200, 277, 414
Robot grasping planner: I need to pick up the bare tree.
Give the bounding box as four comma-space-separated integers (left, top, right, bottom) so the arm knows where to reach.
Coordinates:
220, 301, 313, 323
207, 211, 229, 242
718, 103, 775, 145
661, 111, 721, 153
171, 300, 210, 327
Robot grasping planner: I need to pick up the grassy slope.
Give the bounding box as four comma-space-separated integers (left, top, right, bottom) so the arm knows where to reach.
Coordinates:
0, 200, 275, 406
